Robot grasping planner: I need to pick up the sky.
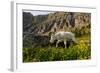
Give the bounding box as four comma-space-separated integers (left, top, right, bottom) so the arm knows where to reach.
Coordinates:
23, 10, 54, 16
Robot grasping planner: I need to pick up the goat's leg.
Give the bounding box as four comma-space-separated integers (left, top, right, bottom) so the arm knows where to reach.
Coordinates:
64, 41, 67, 48
56, 40, 60, 48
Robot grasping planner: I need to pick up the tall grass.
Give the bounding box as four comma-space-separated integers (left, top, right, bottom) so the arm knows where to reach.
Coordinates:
23, 35, 91, 62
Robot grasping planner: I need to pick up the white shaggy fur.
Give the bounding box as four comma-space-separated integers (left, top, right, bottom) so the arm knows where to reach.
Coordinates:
50, 31, 76, 48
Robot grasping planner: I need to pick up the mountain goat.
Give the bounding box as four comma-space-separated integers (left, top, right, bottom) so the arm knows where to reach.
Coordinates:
50, 31, 76, 48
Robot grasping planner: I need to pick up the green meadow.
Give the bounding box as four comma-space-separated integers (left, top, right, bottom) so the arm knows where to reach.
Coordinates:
23, 34, 91, 62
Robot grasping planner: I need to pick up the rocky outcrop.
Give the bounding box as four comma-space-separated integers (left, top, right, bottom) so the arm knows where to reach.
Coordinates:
23, 12, 33, 32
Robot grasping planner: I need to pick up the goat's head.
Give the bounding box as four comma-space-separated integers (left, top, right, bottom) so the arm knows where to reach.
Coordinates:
50, 32, 56, 43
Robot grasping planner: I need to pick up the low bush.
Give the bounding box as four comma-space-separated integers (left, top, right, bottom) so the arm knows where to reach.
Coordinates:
23, 35, 91, 62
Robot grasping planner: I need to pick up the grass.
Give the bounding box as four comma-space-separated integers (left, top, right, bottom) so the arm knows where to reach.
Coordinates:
23, 35, 91, 62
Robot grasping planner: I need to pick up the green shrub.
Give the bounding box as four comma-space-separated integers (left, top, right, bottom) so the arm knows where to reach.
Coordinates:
23, 35, 91, 62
